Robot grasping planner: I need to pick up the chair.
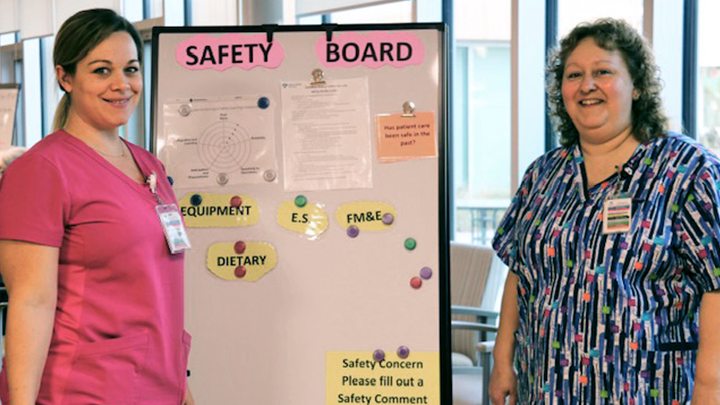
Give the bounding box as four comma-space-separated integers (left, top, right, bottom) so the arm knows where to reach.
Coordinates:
450, 242, 508, 405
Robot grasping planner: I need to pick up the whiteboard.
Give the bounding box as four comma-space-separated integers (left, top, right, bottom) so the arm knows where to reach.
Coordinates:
152, 23, 451, 405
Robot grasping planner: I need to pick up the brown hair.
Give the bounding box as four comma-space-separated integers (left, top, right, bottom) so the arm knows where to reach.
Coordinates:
52, 8, 143, 131
546, 18, 668, 147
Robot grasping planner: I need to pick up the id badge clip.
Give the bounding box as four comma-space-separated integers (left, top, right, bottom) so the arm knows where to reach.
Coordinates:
602, 192, 632, 235
156, 204, 192, 254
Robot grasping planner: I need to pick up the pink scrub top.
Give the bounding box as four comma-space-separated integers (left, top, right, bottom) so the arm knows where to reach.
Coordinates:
0, 131, 191, 405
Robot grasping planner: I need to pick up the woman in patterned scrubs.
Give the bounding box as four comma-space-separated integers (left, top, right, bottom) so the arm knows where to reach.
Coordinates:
489, 19, 720, 405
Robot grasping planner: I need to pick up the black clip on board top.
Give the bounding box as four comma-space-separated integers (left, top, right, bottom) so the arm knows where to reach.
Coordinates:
262, 24, 278, 43
323, 23, 338, 42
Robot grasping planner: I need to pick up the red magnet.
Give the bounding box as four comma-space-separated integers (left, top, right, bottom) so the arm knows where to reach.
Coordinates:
234, 240, 247, 254
410, 276, 422, 289
234, 266, 247, 278
230, 195, 242, 207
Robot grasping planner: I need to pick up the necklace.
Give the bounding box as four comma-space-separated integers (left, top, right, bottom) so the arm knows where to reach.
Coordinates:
90, 142, 127, 158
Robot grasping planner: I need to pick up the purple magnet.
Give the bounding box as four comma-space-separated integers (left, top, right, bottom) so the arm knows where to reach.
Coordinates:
382, 213, 394, 225
230, 195, 242, 207
373, 349, 385, 362
347, 225, 360, 238
234, 266, 247, 278
397, 346, 410, 359
419, 267, 433, 280
410, 276, 422, 289
234, 240, 247, 254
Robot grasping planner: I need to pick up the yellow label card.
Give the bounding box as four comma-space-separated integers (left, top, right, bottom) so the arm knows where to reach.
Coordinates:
276, 201, 329, 238
179, 193, 259, 228
326, 351, 439, 405
206, 241, 277, 281
335, 202, 397, 231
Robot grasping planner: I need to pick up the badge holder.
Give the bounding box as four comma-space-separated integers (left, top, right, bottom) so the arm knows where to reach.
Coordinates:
602, 192, 632, 235
156, 204, 192, 254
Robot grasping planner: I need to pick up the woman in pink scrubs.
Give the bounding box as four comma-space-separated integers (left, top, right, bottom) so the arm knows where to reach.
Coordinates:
0, 9, 194, 404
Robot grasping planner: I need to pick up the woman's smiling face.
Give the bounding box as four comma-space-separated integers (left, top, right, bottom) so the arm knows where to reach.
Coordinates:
561, 37, 638, 145
58, 31, 142, 132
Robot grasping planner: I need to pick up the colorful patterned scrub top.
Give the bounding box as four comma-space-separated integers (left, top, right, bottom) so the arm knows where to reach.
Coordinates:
492, 133, 720, 404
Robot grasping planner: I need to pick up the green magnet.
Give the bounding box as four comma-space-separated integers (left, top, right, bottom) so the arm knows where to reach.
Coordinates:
294, 195, 307, 207
404, 238, 417, 250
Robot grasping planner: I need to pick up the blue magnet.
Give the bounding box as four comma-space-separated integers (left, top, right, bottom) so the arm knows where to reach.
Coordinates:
167, 176, 174, 186
257, 97, 270, 109
190, 194, 203, 206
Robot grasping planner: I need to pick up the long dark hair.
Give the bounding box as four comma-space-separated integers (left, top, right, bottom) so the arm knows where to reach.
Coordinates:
546, 18, 668, 147
52, 8, 143, 131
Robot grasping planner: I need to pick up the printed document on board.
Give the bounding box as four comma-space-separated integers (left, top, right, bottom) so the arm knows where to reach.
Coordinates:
280, 77, 372, 191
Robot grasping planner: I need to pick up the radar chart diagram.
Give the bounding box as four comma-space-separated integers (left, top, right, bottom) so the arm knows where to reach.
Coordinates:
197, 121, 251, 174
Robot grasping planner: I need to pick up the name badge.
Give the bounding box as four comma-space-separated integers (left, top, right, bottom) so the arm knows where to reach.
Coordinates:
156, 204, 192, 254
602, 197, 632, 234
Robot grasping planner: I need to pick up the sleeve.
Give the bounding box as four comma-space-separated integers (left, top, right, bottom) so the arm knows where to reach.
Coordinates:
679, 163, 720, 293
491, 160, 537, 273
0, 154, 69, 247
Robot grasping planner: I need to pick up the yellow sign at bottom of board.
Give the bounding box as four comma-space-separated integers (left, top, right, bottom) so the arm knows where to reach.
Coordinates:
206, 242, 277, 281
326, 351, 439, 405
276, 201, 329, 238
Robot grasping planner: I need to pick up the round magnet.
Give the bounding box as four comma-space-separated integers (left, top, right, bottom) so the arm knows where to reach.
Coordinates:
294, 195, 307, 208
420, 267, 433, 280
382, 213, 394, 225
230, 195, 243, 208
410, 276, 422, 289
263, 170, 277, 182
190, 194, 203, 206
347, 225, 359, 238
167, 176, 174, 186
178, 104, 191, 116
217, 172, 229, 186
234, 266, 247, 278
397, 346, 410, 359
404, 238, 417, 251
234, 240, 246, 254
257, 97, 270, 109
373, 349, 385, 362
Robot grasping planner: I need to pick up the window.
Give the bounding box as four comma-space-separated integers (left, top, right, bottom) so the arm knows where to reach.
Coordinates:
22, 38, 42, 147
0, 33, 16, 46
557, 0, 643, 40
297, 0, 414, 24
297, 15, 322, 25
328, 1, 414, 24
41, 36, 60, 135
453, 0, 511, 245
697, 0, 720, 153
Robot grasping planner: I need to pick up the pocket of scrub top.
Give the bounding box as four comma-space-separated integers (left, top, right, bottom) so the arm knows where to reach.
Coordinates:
178, 331, 192, 404
65, 332, 149, 405
181, 330, 192, 373
182, 330, 192, 358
